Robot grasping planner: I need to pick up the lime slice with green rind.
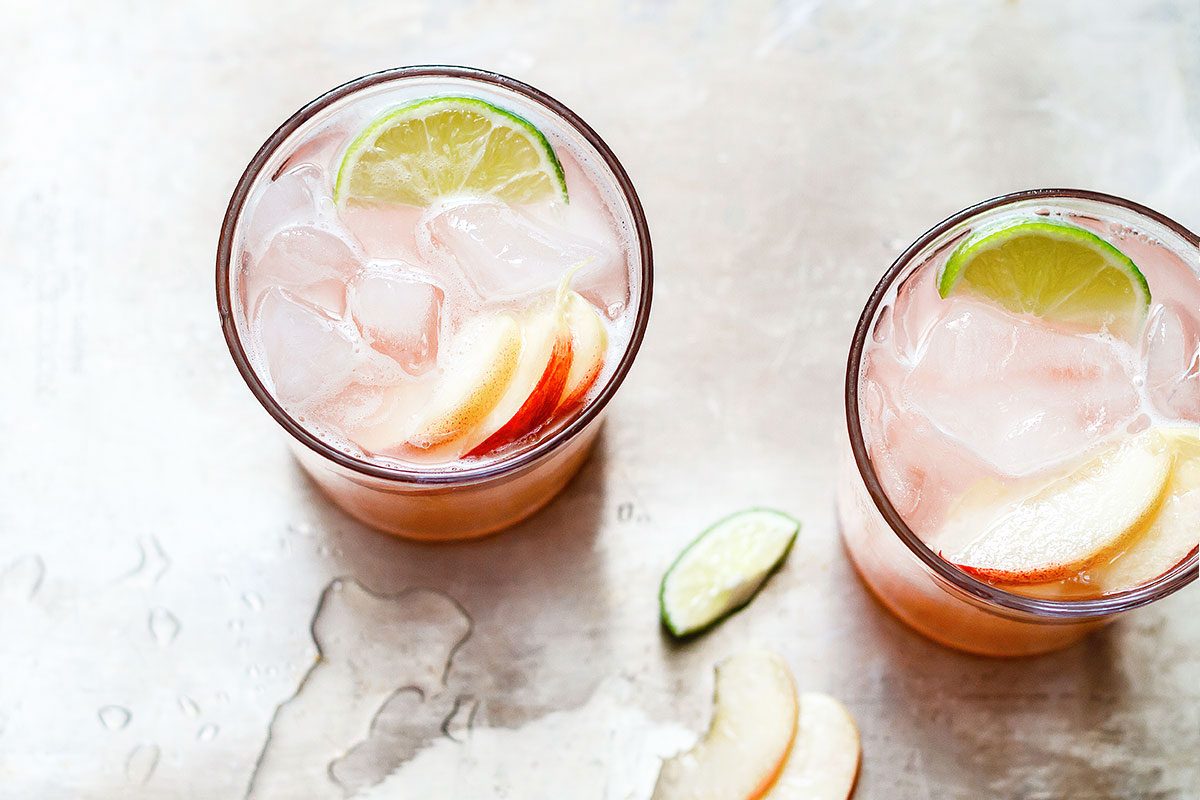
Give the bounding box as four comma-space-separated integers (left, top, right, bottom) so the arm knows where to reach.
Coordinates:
660, 509, 799, 638
938, 219, 1150, 336
334, 96, 567, 207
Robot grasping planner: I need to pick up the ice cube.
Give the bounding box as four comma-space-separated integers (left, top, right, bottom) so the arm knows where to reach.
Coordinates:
888, 258, 945, 362
416, 199, 624, 309
242, 166, 322, 251
1143, 300, 1200, 422
341, 203, 427, 263
348, 268, 443, 375
243, 224, 363, 316
257, 289, 359, 407
861, 347, 996, 532
900, 296, 1139, 475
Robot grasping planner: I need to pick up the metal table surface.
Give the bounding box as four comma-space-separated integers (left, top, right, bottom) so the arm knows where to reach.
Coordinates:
2, 1, 1197, 797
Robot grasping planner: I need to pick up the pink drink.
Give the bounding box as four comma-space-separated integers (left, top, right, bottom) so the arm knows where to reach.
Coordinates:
218, 68, 651, 539
839, 191, 1198, 656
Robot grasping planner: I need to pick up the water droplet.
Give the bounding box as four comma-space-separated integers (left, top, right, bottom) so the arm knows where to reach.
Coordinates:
266, 665, 278, 678
287, 522, 315, 537
216, 691, 230, 704
317, 544, 332, 557
241, 592, 264, 612
197, 723, 219, 742
98, 705, 131, 730
177, 695, 200, 717
125, 743, 159, 785
148, 608, 180, 646
228, 619, 244, 633
247, 664, 260, 679
1, 555, 45, 602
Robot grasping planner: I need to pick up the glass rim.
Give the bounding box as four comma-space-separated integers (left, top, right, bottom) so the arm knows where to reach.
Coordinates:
845, 188, 1199, 620
216, 65, 653, 486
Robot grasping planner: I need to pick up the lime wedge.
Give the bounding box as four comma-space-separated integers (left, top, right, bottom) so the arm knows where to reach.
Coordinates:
334, 96, 567, 207
660, 509, 799, 638
938, 219, 1150, 336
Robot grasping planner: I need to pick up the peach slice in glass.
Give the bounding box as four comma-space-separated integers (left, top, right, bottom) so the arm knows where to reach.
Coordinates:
556, 291, 607, 412
945, 429, 1174, 583
407, 314, 521, 450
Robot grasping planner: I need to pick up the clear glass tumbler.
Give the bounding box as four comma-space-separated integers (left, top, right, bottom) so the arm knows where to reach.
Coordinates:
216, 66, 652, 541
838, 189, 1198, 657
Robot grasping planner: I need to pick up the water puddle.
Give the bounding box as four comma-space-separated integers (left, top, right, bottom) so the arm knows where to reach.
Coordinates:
245, 579, 472, 800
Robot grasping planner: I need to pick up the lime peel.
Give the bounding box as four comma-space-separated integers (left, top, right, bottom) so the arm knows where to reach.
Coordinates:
334, 95, 567, 207
938, 218, 1150, 337
659, 508, 800, 638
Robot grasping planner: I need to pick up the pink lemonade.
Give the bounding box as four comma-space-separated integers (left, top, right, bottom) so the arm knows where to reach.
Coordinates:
839, 192, 1198, 656
218, 68, 650, 540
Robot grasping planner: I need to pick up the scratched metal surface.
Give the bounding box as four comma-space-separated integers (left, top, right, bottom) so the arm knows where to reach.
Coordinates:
2, 1, 1198, 798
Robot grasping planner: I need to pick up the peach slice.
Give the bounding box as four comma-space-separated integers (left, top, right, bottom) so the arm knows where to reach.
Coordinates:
556, 291, 607, 412
767, 693, 861, 800
465, 298, 574, 457
407, 314, 521, 449
1085, 428, 1199, 592
651, 651, 798, 800
946, 429, 1174, 583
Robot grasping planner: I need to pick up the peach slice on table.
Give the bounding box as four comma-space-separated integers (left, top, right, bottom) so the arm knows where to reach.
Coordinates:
651, 651, 798, 800
555, 290, 607, 412
406, 314, 522, 450
945, 429, 1175, 583
767, 693, 861, 800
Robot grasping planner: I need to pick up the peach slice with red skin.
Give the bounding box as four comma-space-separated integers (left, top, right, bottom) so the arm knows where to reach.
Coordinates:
945, 430, 1175, 583
407, 315, 521, 450
556, 291, 607, 413
406, 270, 609, 457
465, 306, 574, 457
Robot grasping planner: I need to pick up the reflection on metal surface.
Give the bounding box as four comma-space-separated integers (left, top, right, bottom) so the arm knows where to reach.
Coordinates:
245, 580, 472, 800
